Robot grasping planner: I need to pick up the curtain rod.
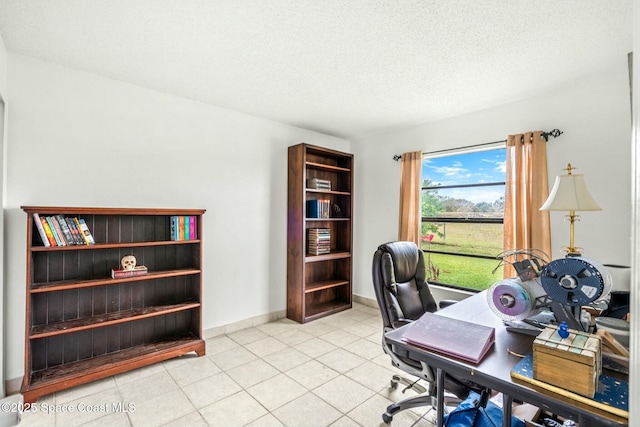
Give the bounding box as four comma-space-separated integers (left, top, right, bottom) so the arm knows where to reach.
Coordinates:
392, 128, 563, 161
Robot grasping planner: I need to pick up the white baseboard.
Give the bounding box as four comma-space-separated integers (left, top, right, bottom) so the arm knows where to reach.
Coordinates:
353, 294, 378, 309
202, 309, 287, 339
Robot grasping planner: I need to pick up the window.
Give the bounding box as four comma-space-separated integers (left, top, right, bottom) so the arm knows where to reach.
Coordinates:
421, 146, 506, 291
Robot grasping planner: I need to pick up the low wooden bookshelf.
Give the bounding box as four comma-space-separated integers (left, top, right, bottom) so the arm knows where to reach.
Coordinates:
20, 206, 206, 403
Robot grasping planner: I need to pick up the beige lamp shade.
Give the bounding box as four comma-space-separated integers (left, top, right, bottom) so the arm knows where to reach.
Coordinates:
540, 174, 601, 212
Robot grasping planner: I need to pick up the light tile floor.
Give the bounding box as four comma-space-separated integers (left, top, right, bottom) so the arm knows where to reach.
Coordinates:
18, 303, 438, 427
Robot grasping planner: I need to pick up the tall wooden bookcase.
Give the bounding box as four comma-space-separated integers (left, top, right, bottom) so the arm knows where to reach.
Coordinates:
20, 206, 206, 403
287, 143, 353, 323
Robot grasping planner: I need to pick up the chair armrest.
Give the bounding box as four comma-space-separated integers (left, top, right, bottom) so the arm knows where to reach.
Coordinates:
392, 318, 413, 328
438, 299, 458, 309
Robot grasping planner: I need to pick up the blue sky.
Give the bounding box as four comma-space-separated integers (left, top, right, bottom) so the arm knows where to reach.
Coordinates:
422, 147, 506, 204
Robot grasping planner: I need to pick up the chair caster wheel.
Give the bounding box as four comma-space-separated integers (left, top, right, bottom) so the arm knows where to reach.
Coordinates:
382, 412, 393, 424
390, 379, 398, 389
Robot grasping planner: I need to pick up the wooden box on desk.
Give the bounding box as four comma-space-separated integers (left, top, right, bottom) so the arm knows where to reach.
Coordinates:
532, 324, 602, 398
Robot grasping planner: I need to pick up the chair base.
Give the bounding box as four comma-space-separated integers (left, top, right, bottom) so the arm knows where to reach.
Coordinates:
390, 374, 427, 395
383, 378, 462, 424
383, 393, 435, 424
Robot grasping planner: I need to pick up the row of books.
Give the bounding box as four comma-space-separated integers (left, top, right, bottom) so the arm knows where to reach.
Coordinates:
307, 199, 331, 219
170, 216, 198, 241
33, 213, 95, 247
308, 228, 330, 255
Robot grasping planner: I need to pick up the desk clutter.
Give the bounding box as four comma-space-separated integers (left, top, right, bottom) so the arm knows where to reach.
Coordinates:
511, 324, 628, 425
532, 324, 601, 398
511, 353, 628, 424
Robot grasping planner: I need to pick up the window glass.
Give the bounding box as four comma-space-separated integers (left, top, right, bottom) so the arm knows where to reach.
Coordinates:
421, 146, 505, 291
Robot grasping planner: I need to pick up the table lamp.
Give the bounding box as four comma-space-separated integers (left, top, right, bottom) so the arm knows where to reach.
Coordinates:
540, 163, 601, 256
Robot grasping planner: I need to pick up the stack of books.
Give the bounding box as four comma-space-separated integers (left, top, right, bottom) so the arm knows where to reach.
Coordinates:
170, 216, 198, 240
33, 213, 96, 247
307, 178, 332, 191
307, 199, 331, 219
308, 228, 330, 255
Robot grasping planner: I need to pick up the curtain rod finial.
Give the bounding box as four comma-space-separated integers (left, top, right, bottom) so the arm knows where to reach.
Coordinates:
542, 129, 563, 141
393, 155, 402, 161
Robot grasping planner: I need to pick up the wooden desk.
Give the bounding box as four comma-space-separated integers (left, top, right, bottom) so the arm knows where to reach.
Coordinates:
384, 291, 628, 427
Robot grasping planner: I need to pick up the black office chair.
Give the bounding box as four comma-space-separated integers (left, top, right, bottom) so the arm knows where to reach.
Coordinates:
372, 241, 479, 424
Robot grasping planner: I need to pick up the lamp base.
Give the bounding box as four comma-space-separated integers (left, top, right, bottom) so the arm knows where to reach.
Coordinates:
564, 249, 582, 257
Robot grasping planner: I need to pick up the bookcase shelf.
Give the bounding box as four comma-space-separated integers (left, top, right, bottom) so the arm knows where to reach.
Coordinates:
20, 206, 206, 403
287, 143, 353, 323
23, 336, 202, 396
306, 189, 351, 196
305, 252, 351, 262
306, 161, 351, 173
30, 268, 201, 292
305, 279, 350, 293
30, 239, 201, 252
30, 302, 201, 338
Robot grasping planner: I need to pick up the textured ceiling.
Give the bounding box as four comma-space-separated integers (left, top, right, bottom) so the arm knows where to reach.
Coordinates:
0, 0, 633, 139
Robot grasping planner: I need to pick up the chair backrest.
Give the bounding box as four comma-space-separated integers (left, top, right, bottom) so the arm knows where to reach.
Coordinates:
372, 241, 438, 331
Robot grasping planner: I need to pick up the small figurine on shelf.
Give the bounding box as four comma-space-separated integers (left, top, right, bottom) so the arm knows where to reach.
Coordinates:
111, 255, 148, 279
121, 255, 137, 270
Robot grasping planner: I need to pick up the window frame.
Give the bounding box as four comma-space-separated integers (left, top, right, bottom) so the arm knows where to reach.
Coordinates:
421, 145, 506, 292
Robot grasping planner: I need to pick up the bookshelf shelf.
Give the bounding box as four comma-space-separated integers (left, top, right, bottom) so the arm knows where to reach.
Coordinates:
23, 337, 202, 396
29, 239, 201, 252
305, 161, 351, 173
306, 189, 351, 196
305, 279, 350, 293
21, 206, 206, 403
304, 300, 352, 321
30, 302, 201, 338
305, 252, 351, 262
287, 143, 353, 323
30, 268, 201, 293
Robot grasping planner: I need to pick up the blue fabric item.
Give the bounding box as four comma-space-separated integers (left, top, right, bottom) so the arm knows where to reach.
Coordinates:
442, 391, 525, 427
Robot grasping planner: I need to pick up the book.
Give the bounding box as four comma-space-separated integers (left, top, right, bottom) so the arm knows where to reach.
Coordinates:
402, 312, 495, 364
170, 216, 178, 241
32, 213, 51, 247
40, 216, 58, 246
50, 216, 68, 245
511, 353, 628, 420
178, 216, 185, 240
55, 215, 75, 245
306, 199, 331, 219
46, 216, 65, 246
308, 228, 331, 255
184, 215, 190, 240
307, 178, 332, 190
66, 217, 84, 245
189, 216, 196, 239
111, 265, 148, 279
77, 218, 96, 245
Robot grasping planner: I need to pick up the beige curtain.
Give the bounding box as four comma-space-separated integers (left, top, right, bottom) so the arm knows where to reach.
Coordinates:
503, 131, 551, 278
398, 151, 423, 246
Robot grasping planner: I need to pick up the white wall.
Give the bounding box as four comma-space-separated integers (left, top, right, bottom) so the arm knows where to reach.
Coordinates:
351, 59, 632, 303
3, 54, 349, 382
